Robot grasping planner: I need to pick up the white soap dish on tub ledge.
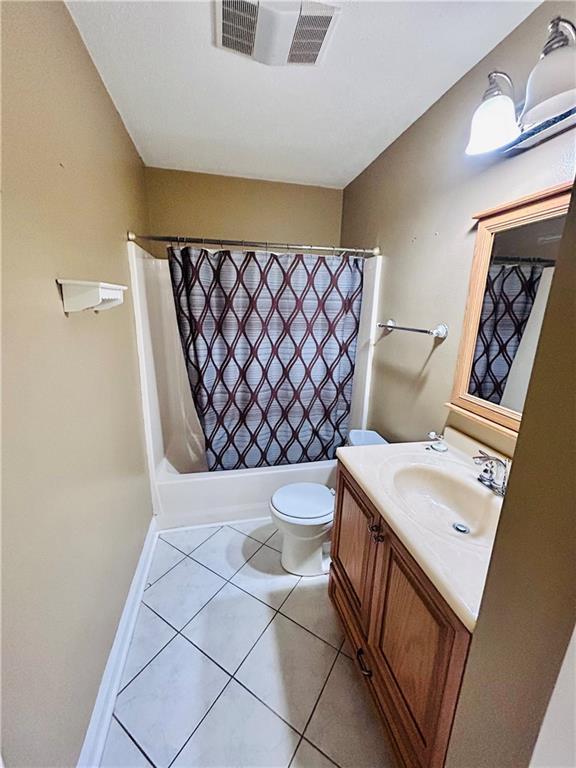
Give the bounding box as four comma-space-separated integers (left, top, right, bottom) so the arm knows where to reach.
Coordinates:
56, 280, 127, 314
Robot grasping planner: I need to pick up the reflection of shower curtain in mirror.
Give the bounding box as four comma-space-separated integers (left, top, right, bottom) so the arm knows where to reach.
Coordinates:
168, 247, 364, 471
469, 264, 543, 404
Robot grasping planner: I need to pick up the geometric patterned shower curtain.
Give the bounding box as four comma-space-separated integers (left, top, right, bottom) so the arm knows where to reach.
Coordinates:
469, 263, 543, 404
168, 247, 364, 471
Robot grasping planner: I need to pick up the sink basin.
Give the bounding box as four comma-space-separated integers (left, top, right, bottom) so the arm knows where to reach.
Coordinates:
391, 464, 500, 546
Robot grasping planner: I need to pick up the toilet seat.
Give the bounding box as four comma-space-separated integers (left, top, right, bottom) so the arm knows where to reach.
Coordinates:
271, 482, 334, 526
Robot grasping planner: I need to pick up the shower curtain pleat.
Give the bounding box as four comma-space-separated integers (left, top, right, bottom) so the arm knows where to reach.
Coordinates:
168, 247, 364, 471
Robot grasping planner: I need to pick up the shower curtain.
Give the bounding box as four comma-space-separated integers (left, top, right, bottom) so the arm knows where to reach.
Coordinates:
168, 247, 364, 471
469, 263, 543, 404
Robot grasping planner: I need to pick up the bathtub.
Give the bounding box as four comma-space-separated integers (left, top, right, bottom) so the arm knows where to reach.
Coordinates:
128, 242, 381, 529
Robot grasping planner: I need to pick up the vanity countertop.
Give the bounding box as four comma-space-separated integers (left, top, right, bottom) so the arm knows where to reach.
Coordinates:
336, 440, 504, 631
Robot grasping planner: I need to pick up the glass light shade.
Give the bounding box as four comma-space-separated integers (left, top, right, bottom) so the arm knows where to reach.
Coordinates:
521, 45, 576, 128
465, 93, 521, 155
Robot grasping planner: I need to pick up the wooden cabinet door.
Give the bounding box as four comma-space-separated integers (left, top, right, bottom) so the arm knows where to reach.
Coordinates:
368, 534, 470, 768
331, 467, 381, 635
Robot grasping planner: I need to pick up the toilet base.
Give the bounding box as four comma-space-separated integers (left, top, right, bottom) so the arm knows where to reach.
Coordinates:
274, 519, 332, 577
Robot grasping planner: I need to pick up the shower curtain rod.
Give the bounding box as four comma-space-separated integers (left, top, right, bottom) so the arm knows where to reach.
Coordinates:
492, 255, 556, 266
127, 231, 380, 258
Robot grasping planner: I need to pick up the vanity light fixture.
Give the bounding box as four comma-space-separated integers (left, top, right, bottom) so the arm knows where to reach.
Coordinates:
466, 16, 576, 155
465, 71, 520, 155
521, 16, 576, 128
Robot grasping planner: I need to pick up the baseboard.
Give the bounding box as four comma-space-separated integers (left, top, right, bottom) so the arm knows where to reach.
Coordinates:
77, 518, 158, 767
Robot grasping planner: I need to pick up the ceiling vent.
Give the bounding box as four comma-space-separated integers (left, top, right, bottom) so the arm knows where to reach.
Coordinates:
215, 1, 340, 66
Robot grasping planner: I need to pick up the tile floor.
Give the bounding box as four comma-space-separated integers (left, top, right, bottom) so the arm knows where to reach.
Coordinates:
100, 519, 395, 768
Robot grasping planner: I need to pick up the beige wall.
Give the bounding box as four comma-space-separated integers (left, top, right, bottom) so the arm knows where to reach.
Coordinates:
2, 3, 152, 766
446, 184, 576, 768
144, 166, 343, 256
531, 628, 576, 768
341, 1, 575, 447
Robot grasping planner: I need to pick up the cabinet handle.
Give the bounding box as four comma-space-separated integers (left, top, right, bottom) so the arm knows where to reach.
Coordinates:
367, 523, 381, 533
356, 648, 373, 677
368, 522, 385, 543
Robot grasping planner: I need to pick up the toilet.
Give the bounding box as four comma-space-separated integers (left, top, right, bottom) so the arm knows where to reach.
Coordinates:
270, 429, 388, 576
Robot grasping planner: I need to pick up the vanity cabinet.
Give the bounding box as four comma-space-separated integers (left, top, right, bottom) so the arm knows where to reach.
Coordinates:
331, 474, 380, 636
329, 464, 471, 768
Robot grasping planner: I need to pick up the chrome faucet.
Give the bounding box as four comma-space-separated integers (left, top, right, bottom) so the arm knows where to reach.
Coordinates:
473, 450, 509, 497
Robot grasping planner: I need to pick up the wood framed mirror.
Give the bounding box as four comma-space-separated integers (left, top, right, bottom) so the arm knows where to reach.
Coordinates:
450, 182, 572, 435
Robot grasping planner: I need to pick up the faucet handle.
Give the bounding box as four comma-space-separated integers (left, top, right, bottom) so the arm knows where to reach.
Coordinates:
427, 431, 448, 452
473, 451, 509, 496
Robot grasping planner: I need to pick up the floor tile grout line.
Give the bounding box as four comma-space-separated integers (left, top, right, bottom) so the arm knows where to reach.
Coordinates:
149, 523, 266, 592
293, 636, 347, 768
227, 521, 278, 547
145, 529, 269, 634
143, 575, 230, 637
174, 523, 296, 629
133, 568, 335, 694
277, 608, 343, 653
300, 736, 344, 768
118, 627, 363, 768
141, 602, 185, 634
159, 524, 223, 557
115, 531, 350, 765
183, 523, 271, 577
177, 633, 234, 678
114, 622, 345, 767
116, 633, 177, 697
126, 603, 236, 682
166, 677, 235, 768
176, 539, 269, 633
185, 535, 282, 579
230, 610, 278, 677
186, 543, 264, 583
301, 640, 341, 733
179, 570, 303, 680
113, 714, 157, 767
232, 677, 304, 736
222, 578, 286, 610
140, 570, 338, 692
277, 573, 303, 611
144, 551, 188, 591
230, 572, 302, 676
138, 550, 282, 681
140, 538, 283, 648
294, 644, 343, 768
287, 736, 303, 768
116, 623, 322, 768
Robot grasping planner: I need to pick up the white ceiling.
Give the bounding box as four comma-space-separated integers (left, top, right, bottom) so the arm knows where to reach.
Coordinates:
68, 1, 539, 188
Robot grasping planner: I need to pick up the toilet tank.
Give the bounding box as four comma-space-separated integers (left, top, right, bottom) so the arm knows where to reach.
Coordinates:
347, 429, 388, 446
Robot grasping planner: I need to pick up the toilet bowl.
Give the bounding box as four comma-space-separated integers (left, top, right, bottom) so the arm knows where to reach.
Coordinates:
270, 430, 387, 577
270, 483, 334, 577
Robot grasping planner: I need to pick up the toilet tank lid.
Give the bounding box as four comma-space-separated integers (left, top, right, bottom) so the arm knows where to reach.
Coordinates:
271, 483, 334, 520
348, 429, 388, 446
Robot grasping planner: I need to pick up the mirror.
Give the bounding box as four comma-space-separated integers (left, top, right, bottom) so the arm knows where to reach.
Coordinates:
451, 183, 571, 434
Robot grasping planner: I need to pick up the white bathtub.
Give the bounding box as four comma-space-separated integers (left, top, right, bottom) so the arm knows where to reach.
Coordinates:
128, 242, 381, 529
156, 456, 337, 528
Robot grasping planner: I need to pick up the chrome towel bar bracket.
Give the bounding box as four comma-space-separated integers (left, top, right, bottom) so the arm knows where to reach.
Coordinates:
377, 318, 449, 340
